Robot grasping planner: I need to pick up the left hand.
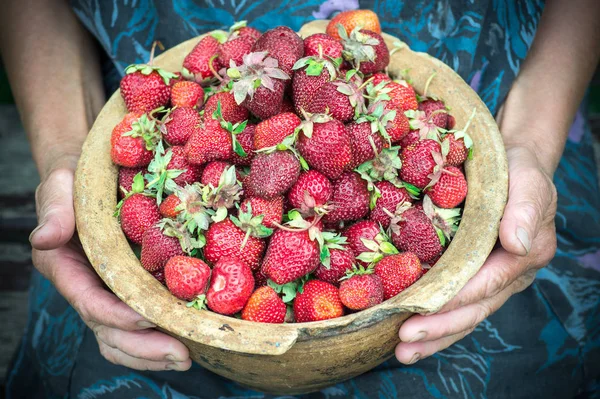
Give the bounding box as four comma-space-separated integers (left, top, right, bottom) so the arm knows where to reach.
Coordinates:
395, 145, 558, 364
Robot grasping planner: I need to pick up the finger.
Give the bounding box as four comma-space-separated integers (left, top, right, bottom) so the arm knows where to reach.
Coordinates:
30, 168, 76, 250
98, 341, 191, 371
395, 329, 473, 364
399, 271, 533, 343
93, 325, 189, 362
33, 246, 155, 330
499, 148, 556, 256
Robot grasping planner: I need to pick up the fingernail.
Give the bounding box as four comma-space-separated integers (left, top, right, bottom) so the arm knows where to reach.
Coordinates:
29, 223, 45, 243
137, 320, 156, 329
408, 331, 427, 343
408, 353, 421, 365
516, 227, 531, 254
165, 354, 177, 362
166, 362, 186, 371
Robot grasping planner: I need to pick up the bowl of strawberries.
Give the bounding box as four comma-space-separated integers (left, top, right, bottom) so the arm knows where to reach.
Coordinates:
74, 12, 507, 395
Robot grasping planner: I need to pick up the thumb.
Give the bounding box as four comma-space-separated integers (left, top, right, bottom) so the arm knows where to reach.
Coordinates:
499, 148, 556, 256
30, 169, 76, 250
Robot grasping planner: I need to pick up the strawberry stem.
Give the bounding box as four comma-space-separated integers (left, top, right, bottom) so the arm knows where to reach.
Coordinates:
422, 72, 437, 99
208, 54, 224, 82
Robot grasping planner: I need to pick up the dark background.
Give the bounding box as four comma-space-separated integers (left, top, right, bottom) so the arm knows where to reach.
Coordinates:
0, 63, 599, 389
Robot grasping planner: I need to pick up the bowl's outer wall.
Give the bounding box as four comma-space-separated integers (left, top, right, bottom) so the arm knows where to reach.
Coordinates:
74, 20, 507, 394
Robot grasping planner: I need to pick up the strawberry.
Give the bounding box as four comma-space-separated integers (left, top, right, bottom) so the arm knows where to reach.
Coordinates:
143, 143, 191, 203
245, 151, 300, 199
339, 28, 389, 75
388, 206, 443, 263
426, 166, 468, 208
370, 72, 392, 86
204, 219, 266, 271
159, 194, 182, 218
170, 81, 204, 108
399, 139, 442, 189
305, 81, 355, 122
239, 196, 284, 228
201, 165, 243, 218
206, 256, 255, 315
182, 35, 224, 83
418, 99, 449, 129
370, 181, 412, 228
185, 118, 233, 164
374, 252, 423, 299
252, 26, 304, 77
254, 268, 269, 289
140, 225, 186, 272
313, 248, 354, 286
161, 107, 201, 146
204, 92, 249, 124
323, 172, 370, 224
344, 220, 380, 257
339, 267, 383, 310
292, 55, 337, 115
326, 9, 381, 41
241, 286, 286, 323
443, 133, 469, 166
151, 268, 166, 285
218, 22, 260, 67
228, 52, 291, 119
168, 146, 203, 186
303, 33, 343, 59
254, 112, 301, 150
293, 280, 344, 322
164, 256, 211, 302
357, 102, 410, 144
296, 116, 354, 180
118, 166, 145, 199
119, 193, 161, 245
287, 170, 332, 216
231, 123, 256, 166
110, 112, 159, 168
120, 43, 177, 113
201, 161, 233, 187
262, 229, 320, 285
398, 129, 420, 149
346, 120, 387, 169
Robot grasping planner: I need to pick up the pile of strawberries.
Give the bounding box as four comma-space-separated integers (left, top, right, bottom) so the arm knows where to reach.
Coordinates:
111, 10, 473, 324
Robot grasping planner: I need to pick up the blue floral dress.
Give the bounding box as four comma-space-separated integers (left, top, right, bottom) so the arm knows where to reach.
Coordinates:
6, 1, 600, 398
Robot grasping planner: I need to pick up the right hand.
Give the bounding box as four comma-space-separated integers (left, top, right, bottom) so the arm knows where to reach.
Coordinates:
30, 167, 192, 371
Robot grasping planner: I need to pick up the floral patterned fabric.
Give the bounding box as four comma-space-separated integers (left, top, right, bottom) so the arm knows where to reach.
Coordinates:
6, 1, 600, 398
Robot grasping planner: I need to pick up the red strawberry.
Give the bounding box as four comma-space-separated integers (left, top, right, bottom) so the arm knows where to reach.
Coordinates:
444, 133, 469, 166
140, 225, 185, 272
287, 170, 332, 215
346, 120, 387, 169
254, 268, 269, 289
344, 220, 380, 257
110, 112, 158, 168
162, 107, 201, 146
296, 117, 353, 180
241, 286, 286, 323
323, 172, 370, 224
262, 229, 320, 285
118, 166, 145, 199
239, 196, 284, 228
339, 271, 383, 310
369, 80, 418, 112
370, 72, 392, 86
170, 81, 204, 108
120, 194, 161, 245
165, 256, 211, 302
326, 9, 381, 41
314, 248, 354, 286
426, 166, 468, 208
305, 81, 354, 122
238, 25, 262, 42
359, 102, 410, 143
252, 26, 304, 76
304, 33, 343, 59
293, 280, 344, 322
398, 129, 420, 149
245, 151, 300, 199
206, 256, 255, 315
168, 146, 203, 186
231, 123, 256, 166
374, 252, 423, 299
399, 139, 441, 189
291, 55, 337, 115
201, 161, 232, 187
418, 99, 449, 128
185, 119, 233, 165
204, 219, 266, 271
182, 35, 223, 83
228, 52, 291, 119
339, 29, 389, 75
218, 22, 260, 67
159, 194, 182, 218
389, 207, 443, 263
254, 112, 301, 150
204, 92, 249, 124
370, 181, 412, 228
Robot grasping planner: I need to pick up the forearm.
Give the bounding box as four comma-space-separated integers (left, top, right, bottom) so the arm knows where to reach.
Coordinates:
499, 0, 600, 175
0, 0, 105, 179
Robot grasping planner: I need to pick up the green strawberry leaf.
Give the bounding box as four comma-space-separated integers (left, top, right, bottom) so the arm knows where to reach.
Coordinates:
131, 172, 145, 193
299, 156, 310, 171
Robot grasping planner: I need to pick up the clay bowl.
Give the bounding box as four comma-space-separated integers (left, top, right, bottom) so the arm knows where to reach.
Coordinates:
74, 19, 507, 395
